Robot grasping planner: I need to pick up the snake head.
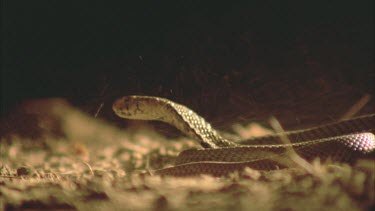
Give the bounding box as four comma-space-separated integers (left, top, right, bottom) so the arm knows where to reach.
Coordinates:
113, 96, 167, 120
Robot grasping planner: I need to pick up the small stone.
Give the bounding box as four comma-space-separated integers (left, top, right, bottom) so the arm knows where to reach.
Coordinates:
17, 166, 32, 176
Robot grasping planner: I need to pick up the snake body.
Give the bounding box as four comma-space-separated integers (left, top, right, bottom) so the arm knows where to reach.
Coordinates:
113, 96, 375, 176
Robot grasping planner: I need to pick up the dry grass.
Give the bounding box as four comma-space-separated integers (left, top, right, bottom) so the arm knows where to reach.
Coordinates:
1, 99, 374, 211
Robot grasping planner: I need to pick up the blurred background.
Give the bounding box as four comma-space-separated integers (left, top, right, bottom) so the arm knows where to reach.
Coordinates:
2, 1, 374, 131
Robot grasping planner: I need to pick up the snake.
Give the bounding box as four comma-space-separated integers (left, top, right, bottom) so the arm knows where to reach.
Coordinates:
113, 96, 375, 176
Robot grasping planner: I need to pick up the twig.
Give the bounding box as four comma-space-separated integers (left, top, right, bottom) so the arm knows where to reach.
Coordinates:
94, 102, 104, 118
269, 117, 314, 174
341, 94, 371, 120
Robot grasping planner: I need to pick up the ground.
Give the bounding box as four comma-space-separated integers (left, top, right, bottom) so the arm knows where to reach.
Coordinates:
0, 99, 374, 211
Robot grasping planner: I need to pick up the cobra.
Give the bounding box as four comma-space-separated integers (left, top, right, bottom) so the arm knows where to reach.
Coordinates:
113, 96, 375, 176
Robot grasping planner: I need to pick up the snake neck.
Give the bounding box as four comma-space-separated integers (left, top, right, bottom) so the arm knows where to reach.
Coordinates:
170, 103, 237, 148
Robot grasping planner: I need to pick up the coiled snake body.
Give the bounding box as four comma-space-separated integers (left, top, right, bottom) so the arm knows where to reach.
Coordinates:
113, 96, 375, 176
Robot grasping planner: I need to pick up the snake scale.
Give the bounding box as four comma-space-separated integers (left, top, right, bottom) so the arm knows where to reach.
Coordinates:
113, 96, 375, 176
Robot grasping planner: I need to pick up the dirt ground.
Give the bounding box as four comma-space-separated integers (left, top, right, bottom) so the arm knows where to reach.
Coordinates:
0, 99, 374, 211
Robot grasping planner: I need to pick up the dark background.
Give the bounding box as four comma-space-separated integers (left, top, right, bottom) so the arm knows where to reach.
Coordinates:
1, 1, 374, 129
